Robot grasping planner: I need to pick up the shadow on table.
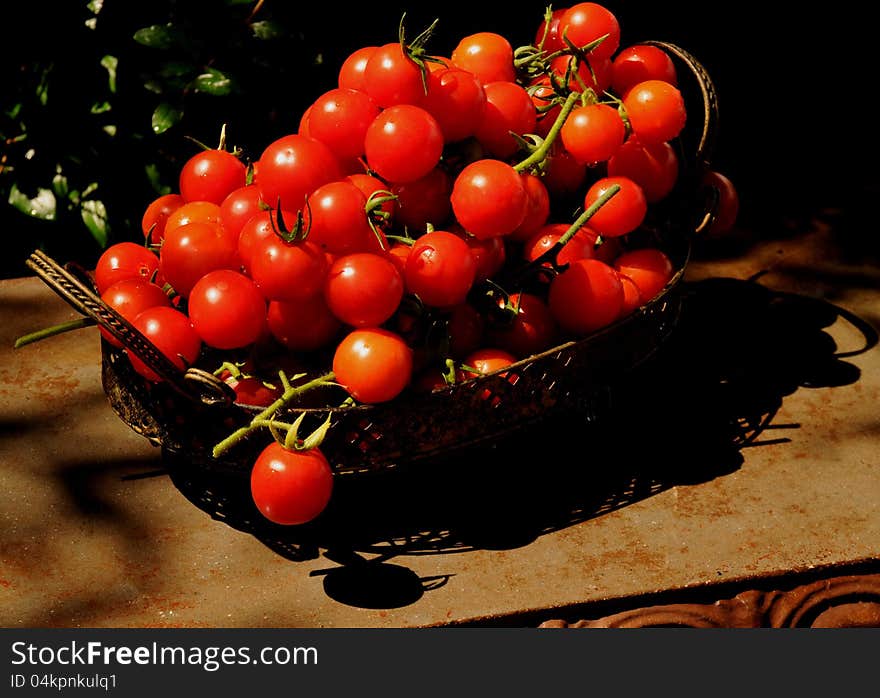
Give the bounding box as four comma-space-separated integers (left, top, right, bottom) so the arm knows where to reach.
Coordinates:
162, 276, 877, 609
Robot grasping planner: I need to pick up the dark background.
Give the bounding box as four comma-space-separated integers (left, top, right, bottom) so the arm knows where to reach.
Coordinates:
1, 1, 875, 278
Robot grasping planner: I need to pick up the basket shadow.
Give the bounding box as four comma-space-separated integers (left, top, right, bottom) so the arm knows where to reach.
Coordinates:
165, 276, 876, 595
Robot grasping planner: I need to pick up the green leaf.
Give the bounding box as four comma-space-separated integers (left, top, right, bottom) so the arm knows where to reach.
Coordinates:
251, 20, 284, 40
90, 101, 112, 114
145, 163, 172, 195
143, 80, 163, 95
159, 61, 195, 79
87, 0, 104, 14
36, 66, 52, 106
81, 182, 99, 199
193, 68, 232, 96
5, 103, 22, 119
133, 24, 179, 50
151, 103, 181, 134
8, 184, 57, 220
81, 200, 109, 247
100, 55, 117, 93
103, 124, 117, 137
52, 170, 69, 199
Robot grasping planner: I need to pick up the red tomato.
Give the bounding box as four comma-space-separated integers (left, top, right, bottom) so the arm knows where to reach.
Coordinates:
306, 180, 386, 255
460, 347, 517, 379
420, 67, 486, 142
179, 149, 247, 205
404, 231, 477, 309
489, 292, 558, 358
509, 173, 551, 242
187, 270, 267, 350
618, 273, 644, 317
447, 303, 485, 359
529, 77, 562, 138
256, 134, 342, 212
338, 45, 378, 91
346, 173, 396, 220
94, 242, 159, 295
549, 54, 612, 94
222, 374, 280, 408
332, 328, 413, 403
542, 143, 587, 197
219, 184, 264, 242
450, 159, 527, 239
622, 80, 687, 145
611, 44, 678, 97
385, 243, 411, 277
249, 237, 329, 303
141, 193, 185, 245
159, 221, 239, 297
702, 170, 740, 235
362, 42, 426, 108
237, 208, 298, 274
100, 277, 171, 347
324, 252, 404, 327
607, 138, 679, 203
308, 88, 381, 161
534, 7, 566, 52
391, 167, 453, 233
250, 443, 334, 525
474, 81, 537, 159
127, 306, 202, 383
560, 103, 626, 165
364, 105, 444, 184
583, 176, 648, 238
450, 32, 516, 84
266, 295, 342, 352
548, 258, 624, 336
613, 247, 675, 303
164, 200, 224, 242
559, 2, 621, 61
523, 223, 599, 280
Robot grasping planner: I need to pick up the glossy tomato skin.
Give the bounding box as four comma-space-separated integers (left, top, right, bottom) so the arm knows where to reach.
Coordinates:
560, 103, 626, 165
450, 159, 528, 239
404, 231, 476, 309
459, 347, 516, 380
332, 328, 413, 403
420, 67, 486, 142
323, 252, 404, 328
308, 88, 381, 161
142, 193, 185, 245
548, 258, 624, 336
179, 149, 247, 205
99, 278, 171, 347
450, 32, 516, 84
94, 242, 160, 295
364, 105, 444, 184
219, 184, 264, 241
474, 81, 536, 159
509, 174, 551, 242
256, 134, 342, 212
559, 2, 621, 61
250, 443, 334, 526
127, 306, 202, 382
607, 138, 679, 203
338, 45, 378, 91
613, 248, 675, 303
611, 44, 678, 96
489, 292, 559, 359
266, 295, 342, 352
583, 176, 648, 238
622, 80, 687, 145
237, 208, 297, 274
391, 167, 452, 233
306, 181, 385, 256
362, 42, 426, 108
702, 170, 739, 235
159, 221, 239, 297
187, 270, 267, 350
523, 223, 599, 281
618, 273, 644, 317
249, 237, 329, 303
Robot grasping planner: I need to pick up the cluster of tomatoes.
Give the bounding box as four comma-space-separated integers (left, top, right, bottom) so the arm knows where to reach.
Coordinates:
92, 2, 738, 527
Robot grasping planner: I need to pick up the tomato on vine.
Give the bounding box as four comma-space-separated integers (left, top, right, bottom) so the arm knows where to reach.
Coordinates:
250, 443, 334, 525
332, 328, 413, 403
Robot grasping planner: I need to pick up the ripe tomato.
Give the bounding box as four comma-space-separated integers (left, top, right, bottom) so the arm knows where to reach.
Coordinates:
187, 270, 267, 350
306, 180, 386, 256
385, 243, 411, 277
324, 252, 404, 327
222, 374, 280, 408
404, 231, 476, 308
141, 193, 185, 245
164, 200, 225, 242
459, 347, 516, 378
391, 167, 452, 233
450, 159, 527, 239
308, 88, 381, 161
560, 103, 626, 165
256, 134, 342, 212
250, 443, 334, 525
509, 173, 551, 242
473, 81, 537, 159
127, 306, 202, 382
332, 328, 413, 403
607, 137, 679, 203
249, 237, 329, 302
489, 292, 558, 358
559, 2, 621, 61
338, 45, 378, 91
548, 258, 624, 336
614, 247, 675, 303
583, 176, 647, 238
618, 273, 644, 317
542, 143, 587, 197
266, 295, 342, 352
457, 229, 506, 282
364, 105, 444, 184
346, 173, 396, 220
450, 32, 516, 84
622, 80, 687, 145
611, 44, 678, 97
420, 67, 486, 142
529, 77, 562, 139
702, 170, 739, 235
179, 149, 247, 205
362, 42, 426, 108
523, 223, 599, 280
237, 208, 298, 274
534, 7, 566, 52
100, 277, 171, 347
94, 242, 159, 295
446, 303, 485, 359
219, 184, 264, 241
159, 220, 239, 297
549, 54, 612, 94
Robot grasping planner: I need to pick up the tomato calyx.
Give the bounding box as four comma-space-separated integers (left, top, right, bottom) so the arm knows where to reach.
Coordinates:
270, 199, 309, 244
397, 13, 443, 96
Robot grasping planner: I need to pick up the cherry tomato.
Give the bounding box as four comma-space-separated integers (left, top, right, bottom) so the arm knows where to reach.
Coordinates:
141, 193, 185, 245
250, 443, 334, 525
542, 143, 587, 197
452, 227, 506, 282
583, 176, 647, 238
614, 247, 675, 303
560, 103, 626, 165
450, 32, 516, 84
534, 7, 566, 52
611, 44, 678, 97
404, 231, 476, 308
100, 277, 171, 347
623, 80, 687, 145
306, 180, 386, 256
188, 270, 267, 350
346, 173, 396, 220
159, 220, 239, 297
702, 170, 739, 235
529, 77, 562, 138
127, 306, 202, 383
164, 200, 225, 242
489, 292, 558, 358
385, 243, 411, 277
391, 167, 452, 233
324, 252, 404, 327
450, 159, 527, 239
474, 81, 536, 159
219, 184, 264, 242
618, 273, 644, 317
249, 237, 329, 303
447, 303, 485, 359
509, 173, 551, 242
338, 45, 378, 91
256, 134, 342, 212
607, 138, 679, 203
308, 88, 381, 161
222, 374, 280, 408
459, 347, 516, 379
237, 208, 298, 274
94, 242, 160, 295
420, 67, 486, 142
179, 149, 247, 205
266, 295, 342, 352
332, 328, 413, 403
362, 42, 426, 108
559, 3, 621, 61
523, 223, 599, 280
548, 258, 624, 336
364, 105, 444, 184
549, 54, 612, 94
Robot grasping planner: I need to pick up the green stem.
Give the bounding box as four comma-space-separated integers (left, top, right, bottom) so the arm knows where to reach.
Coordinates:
212, 370, 336, 458
513, 91, 579, 173
14, 317, 94, 348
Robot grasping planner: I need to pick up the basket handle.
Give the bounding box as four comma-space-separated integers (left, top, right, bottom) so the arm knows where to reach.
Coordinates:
25, 249, 233, 406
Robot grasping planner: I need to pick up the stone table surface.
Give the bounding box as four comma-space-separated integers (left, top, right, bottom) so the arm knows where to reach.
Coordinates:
1, 223, 879, 628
